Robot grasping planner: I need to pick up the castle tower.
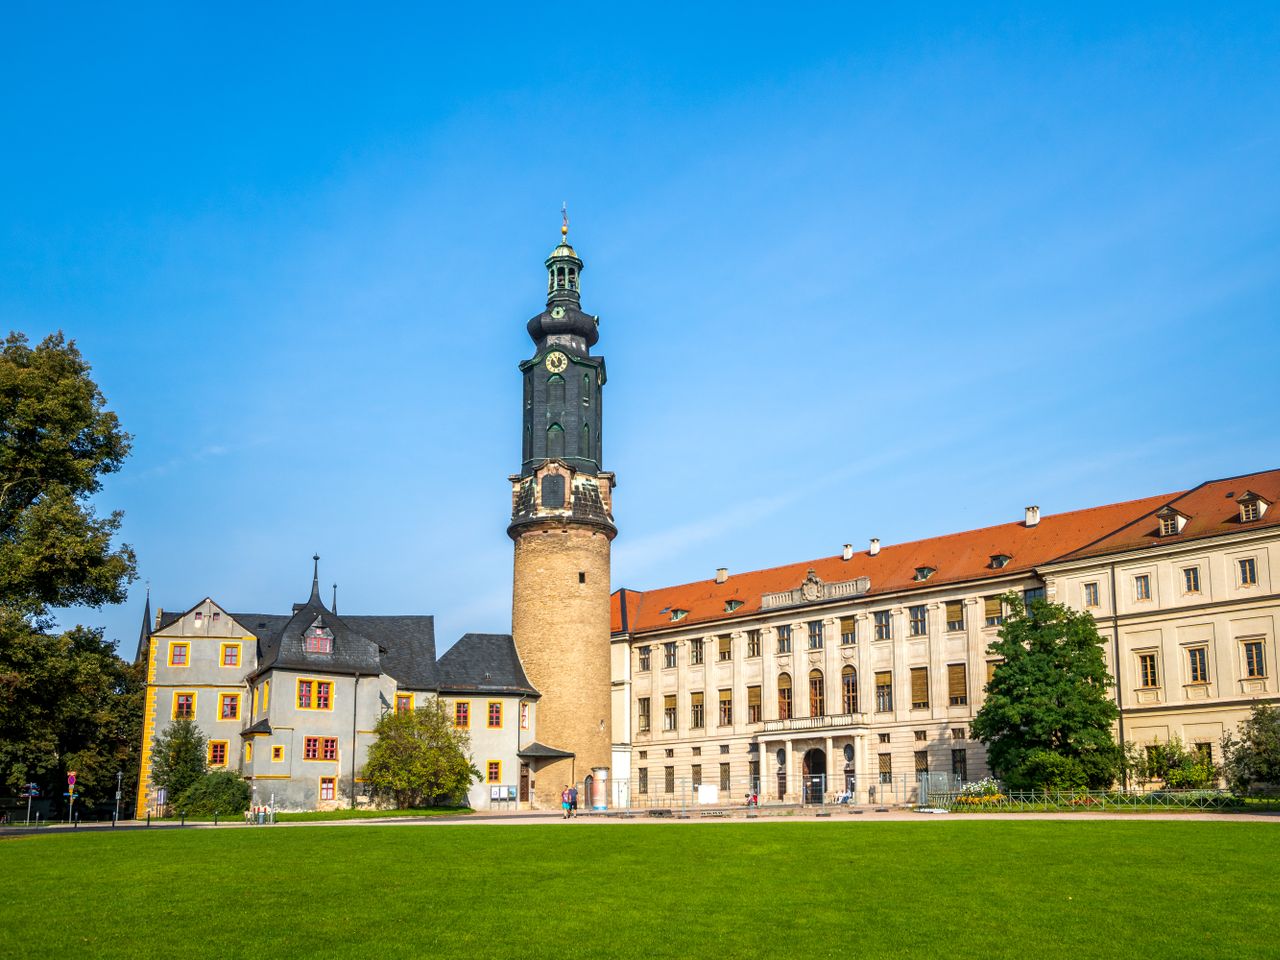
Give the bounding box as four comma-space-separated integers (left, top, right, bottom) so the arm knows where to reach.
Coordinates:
509, 218, 616, 808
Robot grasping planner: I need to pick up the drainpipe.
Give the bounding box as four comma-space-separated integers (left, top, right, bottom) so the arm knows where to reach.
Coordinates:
351, 673, 360, 809
1107, 564, 1127, 789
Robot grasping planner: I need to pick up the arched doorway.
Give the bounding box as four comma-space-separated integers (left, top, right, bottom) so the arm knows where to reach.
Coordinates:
802, 748, 827, 805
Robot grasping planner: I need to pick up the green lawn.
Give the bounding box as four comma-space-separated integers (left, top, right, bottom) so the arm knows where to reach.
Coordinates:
0, 821, 1274, 959
274, 805, 470, 822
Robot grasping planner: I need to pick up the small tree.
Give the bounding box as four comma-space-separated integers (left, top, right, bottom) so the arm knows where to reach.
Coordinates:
971, 593, 1122, 791
174, 770, 251, 817
149, 719, 207, 802
1138, 737, 1218, 789
1221, 704, 1280, 796
363, 696, 479, 808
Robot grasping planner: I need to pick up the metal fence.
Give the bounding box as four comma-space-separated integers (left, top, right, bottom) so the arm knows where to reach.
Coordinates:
928, 788, 1274, 812
605, 772, 950, 811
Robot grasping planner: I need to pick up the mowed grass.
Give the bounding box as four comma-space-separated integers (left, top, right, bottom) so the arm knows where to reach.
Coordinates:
0, 821, 1275, 959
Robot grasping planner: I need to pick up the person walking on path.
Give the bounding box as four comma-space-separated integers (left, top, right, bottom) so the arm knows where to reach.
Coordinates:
560, 785, 571, 819
568, 785, 578, 818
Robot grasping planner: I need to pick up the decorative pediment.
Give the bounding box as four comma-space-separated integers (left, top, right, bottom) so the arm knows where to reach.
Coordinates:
762, 569, 871, 609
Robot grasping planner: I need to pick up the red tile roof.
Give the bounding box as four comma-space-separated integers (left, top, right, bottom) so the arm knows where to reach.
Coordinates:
1057, 468, 1280, 561
611, 489, 1184, 636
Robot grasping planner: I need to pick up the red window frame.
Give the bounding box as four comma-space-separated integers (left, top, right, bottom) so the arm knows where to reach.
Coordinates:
322, 737, 338, 761
297, 681, 313, 709
320, 777, 335, 801
487, 761, 500, 783
219, 694, 239, 720
209, 742, 227, 765
455, 702, 469, 728
222, 645, 239, 667
304, 737, 320, 760
396, 694, 411, 713
488, 702, 502, 728
316, 682, 332, 710
175, 694, 194, 719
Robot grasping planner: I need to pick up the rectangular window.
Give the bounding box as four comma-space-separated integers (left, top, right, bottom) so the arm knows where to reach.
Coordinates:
807, 621, 824, 650
664, 766, 674, 793
690, 692, 705, 728
317, 681, 332, 710
1187, 646, 1209, 684
809, 673, 825, 717
984, 596, 1005, 627
638, 768, 648, 795
169, 642, 189, 667
986, 660, 1001, 685
218, 693, 240, 720
840, 617, 856, 645
263, 680, 270, 710
778, 680, 792, 720
322, 737, 337, 761
909, 606, 927, 637
1134, 574, 1151, 601
271, 745, 285, 762
396, 694, 412, 713
520, 702, 530, 730
209, 741, 227, 766
1083, 582, 1100, 608
638, 697, 651, 733
947, 663, 967, 706
690, 640, 704, 665
638, 646, 651, 671
718, 689, 733, 726
454, 701, 470, 728
874, 611, 892, 640
746, 630, 761, 657
842, 669, 858, 713
297, 680, 314, 709
952, 727, 966, 740
878, 753, 892, 784
220, 644, 240, 667
173, 692, 195, 719
663, 694, 677, 731
776, 624, 792, 653
910, 667, 929, 709
945, 601, 964, 632
1182, 567, 1201, 594
487, 761, 501, 784
691, 764, 701, 787
875, 671, 893, 713
879, 732, 890, 744
747, 685, 762, 724
488, 701, 503, 729
320, 777, 335, 801
1139, 653, 1159, 688
663, 642, 677, 669
1244, 640, 1266, 678
952, 748, 967, 781
718, 635, 733, 662
914, 730, 927, 742
303, 737, 320, 760
720, 762, 731, 792
1240, 557, 1259, 586
1024, 586, 1046, 606
915, 750, 929, 775
1194, 742, 1213, 763
244, 741, 253, 763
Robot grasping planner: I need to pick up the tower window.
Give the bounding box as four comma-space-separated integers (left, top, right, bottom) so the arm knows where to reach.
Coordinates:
547, 423, 564, 459
548, 374, 565, 406
541, 474, 565, 508
578, 571, 586, 584
582, 373, 591, 405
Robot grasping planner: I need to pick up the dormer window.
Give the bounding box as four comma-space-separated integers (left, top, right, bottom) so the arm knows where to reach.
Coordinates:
1156, 506, 1188, 537
724, 599, 743, 613
989, 555, 1011, 569
1237, 491, 1270, 523
670, 609, 688, 622
305, 623, 334, 654
914, 566, 936, 582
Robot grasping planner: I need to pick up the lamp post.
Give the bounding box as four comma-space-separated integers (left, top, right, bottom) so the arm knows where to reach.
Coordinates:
114, 770, 123, 823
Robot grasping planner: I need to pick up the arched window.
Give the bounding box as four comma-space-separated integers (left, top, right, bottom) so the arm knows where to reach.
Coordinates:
567, 267, 578, 291
809, 668, 825, 718
841, 665, 858, 714
548, 374, 565, 406
582, 373, 591, 405
777, 673, 792, 721
581, 422, 590, 458
547, 423, 564, 458
556, 266, 566, 289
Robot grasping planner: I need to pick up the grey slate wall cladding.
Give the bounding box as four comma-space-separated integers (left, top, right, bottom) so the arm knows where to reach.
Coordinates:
520, 348, 604, 476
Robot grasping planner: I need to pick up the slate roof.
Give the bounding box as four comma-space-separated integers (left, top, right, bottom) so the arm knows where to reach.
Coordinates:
348, 616, 438, 690
436, 633, 538, 697
518, 741, 574, 759
252, 579, 384, 678
610, 489, 1181, 636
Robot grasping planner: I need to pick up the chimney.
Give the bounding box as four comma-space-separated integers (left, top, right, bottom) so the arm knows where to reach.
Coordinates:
842, 544, 853, 561
715, 567, 728, 584
869, 538, 881, 557
1025, 506, 1040, 527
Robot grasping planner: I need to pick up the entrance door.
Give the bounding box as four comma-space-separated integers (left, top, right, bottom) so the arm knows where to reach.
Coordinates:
519, 763, 530, 803
802, 748, 827, 804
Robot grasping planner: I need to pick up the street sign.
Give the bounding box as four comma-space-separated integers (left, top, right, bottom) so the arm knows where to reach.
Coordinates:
67, 772, 77, 788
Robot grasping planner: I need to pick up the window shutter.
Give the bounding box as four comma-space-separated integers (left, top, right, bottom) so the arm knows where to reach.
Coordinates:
748, 686, 761, 707
910, 667, 928, 707
984, 596, 1003, 620
691, 691, 703, 707
948, 663, 967, 701
986, 660, 1000, 683
945, 601, 963, 623
840, 617, 856, 635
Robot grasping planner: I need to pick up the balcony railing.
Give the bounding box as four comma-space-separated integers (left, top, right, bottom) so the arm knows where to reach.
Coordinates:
762, 712, 867, 733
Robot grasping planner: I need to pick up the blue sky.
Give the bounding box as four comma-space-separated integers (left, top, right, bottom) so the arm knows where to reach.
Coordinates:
3, 4, 1278, 653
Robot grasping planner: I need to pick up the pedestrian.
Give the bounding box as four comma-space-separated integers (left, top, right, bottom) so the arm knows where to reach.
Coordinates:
560, 785, 571, 819
568, 784, 578, 817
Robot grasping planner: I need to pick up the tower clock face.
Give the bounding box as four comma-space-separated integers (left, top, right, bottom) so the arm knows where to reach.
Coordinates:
550, 305, 566, 319
545, 351, 569, 373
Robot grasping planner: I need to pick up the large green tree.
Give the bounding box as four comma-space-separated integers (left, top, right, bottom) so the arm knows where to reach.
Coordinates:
363, 697, 479, 808
148, 719, 208, 802
0, 331, 139, 809
1221, 704, 1280, 796
971, 593, 1123, 791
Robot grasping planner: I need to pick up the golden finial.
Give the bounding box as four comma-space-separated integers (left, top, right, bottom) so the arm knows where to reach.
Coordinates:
561, 202, 569, 238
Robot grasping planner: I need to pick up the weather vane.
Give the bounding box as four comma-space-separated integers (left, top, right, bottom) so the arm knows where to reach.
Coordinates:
561, 201, 569, 238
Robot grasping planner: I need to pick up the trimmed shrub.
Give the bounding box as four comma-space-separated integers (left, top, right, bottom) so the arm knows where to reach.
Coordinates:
174, 771, 250, 817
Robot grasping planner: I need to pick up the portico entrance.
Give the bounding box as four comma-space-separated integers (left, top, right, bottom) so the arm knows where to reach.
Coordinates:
802, 748, 827, 804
